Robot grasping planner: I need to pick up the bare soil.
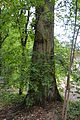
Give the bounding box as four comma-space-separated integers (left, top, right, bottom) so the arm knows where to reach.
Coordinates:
0, 101, 63, 120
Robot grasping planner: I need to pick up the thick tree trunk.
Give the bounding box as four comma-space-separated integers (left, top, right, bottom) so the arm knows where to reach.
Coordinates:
28, 0, 62, 105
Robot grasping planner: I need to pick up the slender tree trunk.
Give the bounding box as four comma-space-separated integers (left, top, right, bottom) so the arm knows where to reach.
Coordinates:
0, 37, 2, 77
19, 87, 23, 95
19, 46, 25, 95
28, 0, 62, 105
0, 8, 2, 78
18, 10, 30, 95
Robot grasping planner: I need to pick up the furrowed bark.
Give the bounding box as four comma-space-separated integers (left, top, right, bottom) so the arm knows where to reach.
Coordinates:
27, 0, 62, 105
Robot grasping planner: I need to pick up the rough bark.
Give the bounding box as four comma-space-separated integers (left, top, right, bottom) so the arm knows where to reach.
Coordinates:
28, 0, 62, 105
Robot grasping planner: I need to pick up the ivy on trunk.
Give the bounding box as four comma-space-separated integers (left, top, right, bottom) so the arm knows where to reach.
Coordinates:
27, 0, 62, 106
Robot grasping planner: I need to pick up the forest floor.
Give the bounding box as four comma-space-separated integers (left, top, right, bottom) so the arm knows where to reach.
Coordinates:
0, 101, 64, 120
0, 92, 80, 120
0, 80, 80, 120
0, 99, 80, 120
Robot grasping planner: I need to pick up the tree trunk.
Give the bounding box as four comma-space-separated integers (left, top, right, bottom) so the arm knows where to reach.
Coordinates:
0, 37, 2, 77
28, 0, 62, 105
19, 46, 25, 95
19, 87, 23, 95
0, 8, 2, 77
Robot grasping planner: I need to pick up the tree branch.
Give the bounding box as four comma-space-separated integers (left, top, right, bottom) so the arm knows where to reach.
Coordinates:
21, 9, 30, 46
72, 25, 80, 62
2, 29, 9, 43
17, 9, 23, 34
24, 10, 30, 46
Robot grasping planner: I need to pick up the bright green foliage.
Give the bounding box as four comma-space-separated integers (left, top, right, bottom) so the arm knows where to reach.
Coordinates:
0, 0, 35, 91
55, 40, 70, 79
1, 26, 34, 88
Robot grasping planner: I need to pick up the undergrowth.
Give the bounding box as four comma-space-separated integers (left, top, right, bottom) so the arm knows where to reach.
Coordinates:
67, 101, 80, 120
0, 92, 25, 107
0, 91, 80, 120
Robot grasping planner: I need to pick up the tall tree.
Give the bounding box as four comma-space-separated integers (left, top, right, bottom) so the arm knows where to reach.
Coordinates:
27, 0, 61, 105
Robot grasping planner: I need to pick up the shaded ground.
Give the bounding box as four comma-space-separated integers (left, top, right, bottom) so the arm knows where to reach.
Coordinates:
0, 90, 80, 120
0, 81, 80, 120
0, 101, 63, 120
